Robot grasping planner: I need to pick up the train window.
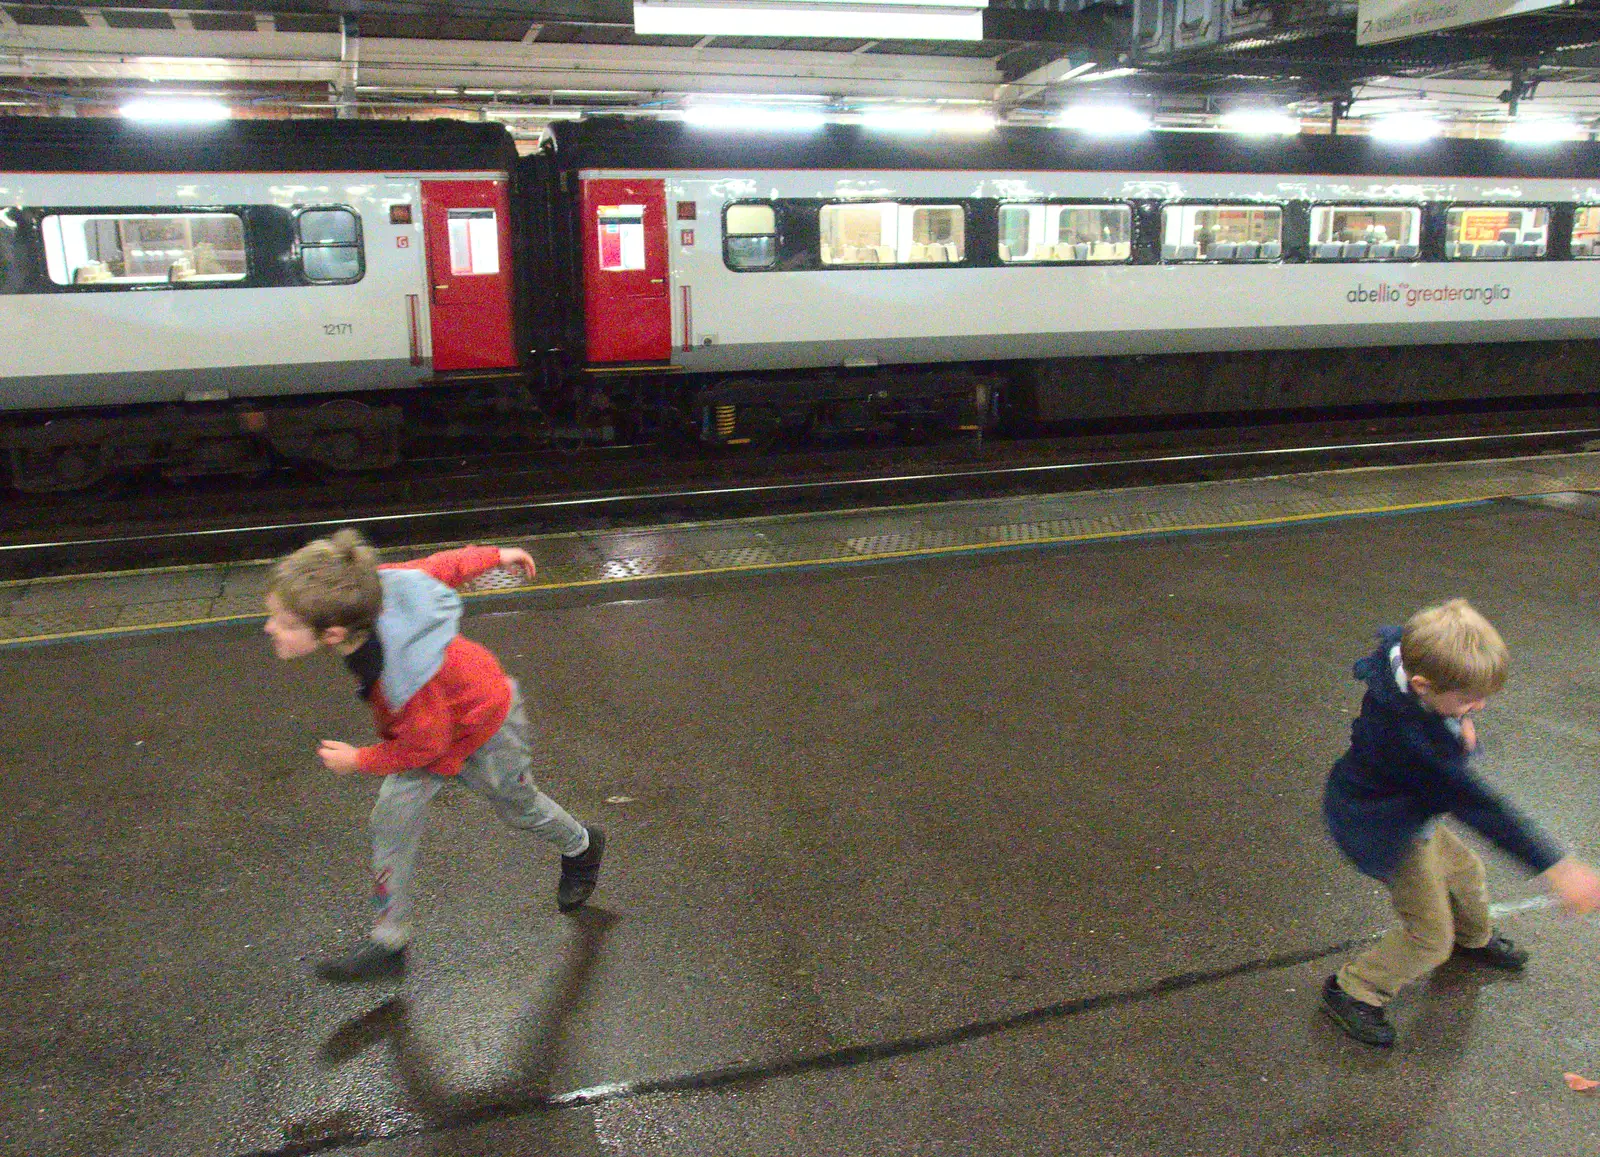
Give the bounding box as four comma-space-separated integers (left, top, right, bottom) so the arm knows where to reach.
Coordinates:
724, 203, 777, 271
1309, 205, 1421, 261
1445, 206, 1548, 260
1574, 207, 1600, 257
1160, 204, 1282, 262
445, 208, 500, 275
597, 204, 646, 271
297, 207, 363, 283
998, 203, 1131, 263
41, 210, 247, 286
819, 202, 965, 265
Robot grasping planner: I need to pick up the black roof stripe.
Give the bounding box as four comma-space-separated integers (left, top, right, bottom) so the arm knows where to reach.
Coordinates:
541, 117, 1600, 181
0, 117, 515, 174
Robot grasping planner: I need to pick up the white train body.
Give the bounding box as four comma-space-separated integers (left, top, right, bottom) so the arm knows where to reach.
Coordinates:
1, 171, 428, 409
637, 168, 1600, 374
0, 119, 520, 415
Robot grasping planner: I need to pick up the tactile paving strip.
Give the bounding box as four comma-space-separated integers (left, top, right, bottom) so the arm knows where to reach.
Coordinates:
7, 450, 1600, 648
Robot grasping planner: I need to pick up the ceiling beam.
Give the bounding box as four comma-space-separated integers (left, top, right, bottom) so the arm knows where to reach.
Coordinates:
0, 24, 1002, 100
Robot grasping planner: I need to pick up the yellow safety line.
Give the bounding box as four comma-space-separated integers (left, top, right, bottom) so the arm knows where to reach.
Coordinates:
0, 492, 1513, 648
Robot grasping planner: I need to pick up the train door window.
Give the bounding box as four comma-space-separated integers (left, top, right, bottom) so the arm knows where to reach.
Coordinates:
724, 203, 777, 270
1161, 204, 1282, 262
444, 208, 500, 275
297, 207, 363, 283
1446, 205, 1548, 260
1574, 207, 1600, 257
597, 204, 646, 271
41, 210, 247, 286
1309, 205, 1420, 261
820, 202, 896, 265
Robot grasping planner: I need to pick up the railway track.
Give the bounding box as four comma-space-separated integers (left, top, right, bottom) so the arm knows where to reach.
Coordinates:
5, 399, 1599, 581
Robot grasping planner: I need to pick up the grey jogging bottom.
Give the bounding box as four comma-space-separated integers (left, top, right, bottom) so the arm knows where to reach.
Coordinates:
367, 680, 587, 943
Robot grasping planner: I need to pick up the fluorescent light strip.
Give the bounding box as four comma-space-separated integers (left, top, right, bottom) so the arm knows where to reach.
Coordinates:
119, 99, 230, 122
634, 0, 984, 39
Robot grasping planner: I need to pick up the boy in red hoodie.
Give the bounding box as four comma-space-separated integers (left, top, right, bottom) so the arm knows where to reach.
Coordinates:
265, 528, 604, 982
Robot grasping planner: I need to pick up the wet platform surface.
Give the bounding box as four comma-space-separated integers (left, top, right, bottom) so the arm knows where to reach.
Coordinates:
10, 456, 1600, 1156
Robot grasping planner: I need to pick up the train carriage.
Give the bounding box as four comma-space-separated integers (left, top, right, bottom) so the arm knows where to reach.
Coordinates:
0, 117, 522, 490
535, 119, 1600, 442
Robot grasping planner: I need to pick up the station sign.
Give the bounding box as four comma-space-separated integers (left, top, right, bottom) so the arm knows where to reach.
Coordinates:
1358, 0, 1569, 45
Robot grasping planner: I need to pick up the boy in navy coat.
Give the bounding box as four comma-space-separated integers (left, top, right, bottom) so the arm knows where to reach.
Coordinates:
1321, 598, 1600, 1045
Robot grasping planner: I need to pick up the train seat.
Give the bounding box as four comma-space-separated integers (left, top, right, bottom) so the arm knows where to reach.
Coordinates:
1235, 242, 1260, 261
1395, 244, 1419, 260
1258, 241, 1280, 260
1162, 243, 1178, 261
1476, 241, 1507, 259
1343, 242, 1368, 260
908, 242, 929, 262
1175, 244, 1198, 261
1510, 242, 1540, 258
1316, 243, 1343, 260
1372, 242, 1396, 259
1210, 242, 1237, 261
1112, 242, 1131, 259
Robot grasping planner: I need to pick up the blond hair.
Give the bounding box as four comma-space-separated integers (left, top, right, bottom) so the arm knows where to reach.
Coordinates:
267, 527, 382, 633
1400, 598, 1508, 696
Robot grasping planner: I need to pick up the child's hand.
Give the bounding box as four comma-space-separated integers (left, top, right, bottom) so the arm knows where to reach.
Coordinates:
497, 547, 537, 581
1540, 858, 1600, 915
1460, 716, 1477, 751
318, 740, 361, 776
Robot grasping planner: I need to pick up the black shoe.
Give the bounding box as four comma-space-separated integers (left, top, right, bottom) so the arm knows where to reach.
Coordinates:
1456, 932, 1528, 971
314, 939, 407, 983
1320, 976, 1395, 1047
558, 826, 605, 912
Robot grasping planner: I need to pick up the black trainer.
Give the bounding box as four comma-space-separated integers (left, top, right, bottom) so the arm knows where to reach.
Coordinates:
558, 826, 605, 912
1320, 975, 1395, 1047
314, 939, 407, 983
1456, 932, 1529, 971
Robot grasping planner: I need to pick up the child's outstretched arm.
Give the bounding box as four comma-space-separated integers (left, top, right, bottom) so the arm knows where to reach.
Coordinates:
1540, 858, 1600, 915
383, 544, 535, 589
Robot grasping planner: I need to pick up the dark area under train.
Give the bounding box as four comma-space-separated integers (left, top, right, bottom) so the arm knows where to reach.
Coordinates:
3, 386, 1599, 584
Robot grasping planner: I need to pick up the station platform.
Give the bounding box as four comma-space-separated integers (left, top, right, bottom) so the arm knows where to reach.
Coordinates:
10, 451, 1600, 1157
7, 449, 1600, 647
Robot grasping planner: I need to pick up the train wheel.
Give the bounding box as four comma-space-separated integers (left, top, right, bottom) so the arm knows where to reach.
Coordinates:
9, 442, 108, 493
269, 400, 402, 474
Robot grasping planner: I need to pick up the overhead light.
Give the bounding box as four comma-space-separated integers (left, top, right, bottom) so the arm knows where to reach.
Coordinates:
1056, 105, 1151, 135
683, 105, 829, 130
634, 0, 986, 40
1504, 118, 1584, 144
1070, 66, 1137, 84
1220, 110, 1300, 136
485, 106, 585, 121
1368, 114, 1440, 141
861, 109, 995, 133
119, 98, 230, 122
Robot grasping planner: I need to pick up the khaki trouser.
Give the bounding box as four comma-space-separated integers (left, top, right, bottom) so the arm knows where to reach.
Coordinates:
1337, 824, 1493, 1007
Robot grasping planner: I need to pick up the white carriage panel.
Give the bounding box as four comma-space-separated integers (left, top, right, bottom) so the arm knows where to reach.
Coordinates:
0, 171, 455, 384
642, 169, 1600, 367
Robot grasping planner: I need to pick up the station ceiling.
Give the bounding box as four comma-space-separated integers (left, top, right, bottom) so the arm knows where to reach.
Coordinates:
5, 0, 1600, 134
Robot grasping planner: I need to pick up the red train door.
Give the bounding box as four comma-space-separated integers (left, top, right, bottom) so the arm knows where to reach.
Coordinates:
420, 180, 517, 372
581, 178, 671, 363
